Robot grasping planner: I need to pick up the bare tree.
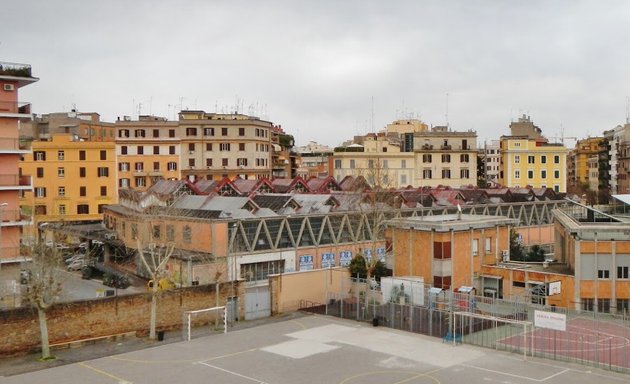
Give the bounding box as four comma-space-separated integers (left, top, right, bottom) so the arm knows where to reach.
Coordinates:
22, 241, 63, 360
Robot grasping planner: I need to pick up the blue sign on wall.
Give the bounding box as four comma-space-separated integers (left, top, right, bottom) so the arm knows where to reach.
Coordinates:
340, 251, 353, 266
299, 255, 313, 271
322, 252, 335, 268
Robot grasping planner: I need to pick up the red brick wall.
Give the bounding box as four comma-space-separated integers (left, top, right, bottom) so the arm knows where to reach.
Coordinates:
0, 283, 242, 356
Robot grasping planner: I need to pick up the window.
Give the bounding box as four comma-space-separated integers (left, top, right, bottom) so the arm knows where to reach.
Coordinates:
368, 160, 374, 168
514, 142, 521, 148
541, 170, 547, 178
485, 238, 492, 253
186, 127, 197, 136
515, 170, 520, 179
97, 167, 109, 177
153, 129, 159, 138
77, 204, 89, 215
554, 170, 560, 178
137, 146, 144, 155
400, 174, 407, 184
541, 155, 547, 164
554, 155, 560, 164
554, 185, 560, 193
222, 158, 228, 167
153, 146, 160, 155
334, 159, 341, 169
34, 151, 46, 161
423, 169, 432, 179
119, 179, 129, 188
188, 143, 195, 152
206, 158, 213, 167
442, 169, 451, 179
80, 186, 86, 196
131, 223, 138, 240
135, 162, 144, 171
119, 162, 130, 171
222, 127, 228, 136
237, 158, 248, 166
166, 225, 175, 242
153, 162, 159, 171
382, 160, 388, 168
220, 143, 231, 151
598, 269, 610, 279
57, 150, 64, 160
58, 167, 65, 178
100, 150, 106, 160
36, 167, 44, 178
460, 169, 470, 179
598, 299, 611, 313
239, 143, 245, 151
59, 205, 66, 215
79, 167, 86, 177
135, 177, 146, 187
441, 154, 451, 163
472, 239, 479, 256
239, 127, 245, 136
206, 143, 213, 151
618, 266, 629, 279
100, 186, 107, 196
460, 154, 469, 163
167, 162, 177, 171
183, 225, 192, 243
169, 146, 176, 155
528, 155, 535, 164
582, 298, 594, 311
514, 155, 520, 164
433, 241, 451, 259
350, 160, 355, 169
204, 127, 214, 136
134, 129, 145, 138
618, 299, 630, 314
401, 160, 407, 169
121, 146, 128, 155
79, 150, 86, 160
189, 159, 196, 167
527, 170, 533, 178
119, 129, 130, 138
152, 225, 161, 240
169, 129, 176, 138
423, 154, 432, 163
35, 187, 46, 198
58, 186, 65, 197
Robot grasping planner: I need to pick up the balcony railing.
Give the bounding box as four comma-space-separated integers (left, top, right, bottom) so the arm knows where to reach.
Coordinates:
0, 101, 32, 115
0, 174, 31, 187
0, 137, 32, 151
0, 209, 30, 223
0, 62, 33, 77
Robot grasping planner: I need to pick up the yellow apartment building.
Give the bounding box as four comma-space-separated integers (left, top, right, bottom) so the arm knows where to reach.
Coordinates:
24, 111, 115, 142
568, 137, 604, 189
115, 115, 180, 191
499, 137, 568, 192
20, 134, 116, 239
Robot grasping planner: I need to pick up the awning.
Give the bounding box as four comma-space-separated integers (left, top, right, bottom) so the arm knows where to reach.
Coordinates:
458, 286, 475, 293
428, 287, 443, 295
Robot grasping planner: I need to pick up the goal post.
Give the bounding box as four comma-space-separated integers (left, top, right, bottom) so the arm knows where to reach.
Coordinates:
182, 306, 227, 341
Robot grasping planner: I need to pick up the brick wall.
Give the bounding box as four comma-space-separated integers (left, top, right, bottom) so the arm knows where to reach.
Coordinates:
0, 283, 242, 356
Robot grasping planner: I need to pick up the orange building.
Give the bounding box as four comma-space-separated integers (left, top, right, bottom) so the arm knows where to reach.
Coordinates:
388, 214, 515, 291
0, 61, 38, 262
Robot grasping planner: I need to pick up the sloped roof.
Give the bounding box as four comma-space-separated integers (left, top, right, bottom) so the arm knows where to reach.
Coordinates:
194, 179, 219, 194
252, 194, 299, 211
458, 189, 490, 204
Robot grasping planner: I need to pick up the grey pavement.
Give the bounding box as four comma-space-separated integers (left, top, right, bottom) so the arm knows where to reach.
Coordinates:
1, 312, 628, 384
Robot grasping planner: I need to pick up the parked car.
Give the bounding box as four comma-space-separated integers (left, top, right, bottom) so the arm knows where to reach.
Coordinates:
65, 254, 85, 265
67, 259, 85, 271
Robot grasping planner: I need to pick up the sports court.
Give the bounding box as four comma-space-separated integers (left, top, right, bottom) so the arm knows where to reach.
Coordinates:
2, 314, 627, 384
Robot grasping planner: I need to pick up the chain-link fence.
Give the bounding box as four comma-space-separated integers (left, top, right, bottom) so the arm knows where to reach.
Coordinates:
302, 277, 630, 374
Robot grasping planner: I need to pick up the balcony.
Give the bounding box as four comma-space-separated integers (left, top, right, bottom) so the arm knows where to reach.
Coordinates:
0, 208, 32, 227
0, 174, 32, 190
0, 62, 32, 77
0, 101, 33, 119
0, 137, 32, 152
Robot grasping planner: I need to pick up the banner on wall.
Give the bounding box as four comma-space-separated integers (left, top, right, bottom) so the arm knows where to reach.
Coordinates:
321, 252, 335, 268
376, 247, 386, 262
340, 251, 353, 266
299, 255, 313, 271
364, 248, 372, 262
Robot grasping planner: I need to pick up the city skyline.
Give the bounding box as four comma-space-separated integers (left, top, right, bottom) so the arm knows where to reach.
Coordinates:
3, 1, 630, 146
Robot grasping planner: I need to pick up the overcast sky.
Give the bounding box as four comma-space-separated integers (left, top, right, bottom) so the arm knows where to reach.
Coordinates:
3, 1, 630, 147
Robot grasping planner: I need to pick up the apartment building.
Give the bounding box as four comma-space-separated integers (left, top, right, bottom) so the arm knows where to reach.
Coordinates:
567, 137, 604, 189
20, 134, 116, 236
25, 111, 115, 142
498, 116, 568, 193
271, 125, 298, 179
604, 125, 626, 195
115, 115, 180, 191
616, 123, 630, 194
296, 141, 333, 178
179, 111, 273, 181
482, 140, 500, 185
0, 61, 38, 261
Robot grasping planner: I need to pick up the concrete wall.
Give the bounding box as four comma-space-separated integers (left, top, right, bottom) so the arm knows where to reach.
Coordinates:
0, 283, 243, 356
270, 268, 348, 313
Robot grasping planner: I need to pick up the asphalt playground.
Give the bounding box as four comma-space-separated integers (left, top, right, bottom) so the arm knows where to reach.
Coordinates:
1, 314, 628, 384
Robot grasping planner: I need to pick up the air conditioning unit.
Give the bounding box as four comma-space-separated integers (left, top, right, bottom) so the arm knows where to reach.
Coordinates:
3, 84, 15, 91
501, 250, 509, 262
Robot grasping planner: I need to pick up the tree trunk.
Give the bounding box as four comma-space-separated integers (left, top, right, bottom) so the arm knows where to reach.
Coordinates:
149, 276, 158, 340
37, 306, 51, 359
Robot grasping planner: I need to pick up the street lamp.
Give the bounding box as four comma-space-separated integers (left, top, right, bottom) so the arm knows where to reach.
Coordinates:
0, 202, 8, 272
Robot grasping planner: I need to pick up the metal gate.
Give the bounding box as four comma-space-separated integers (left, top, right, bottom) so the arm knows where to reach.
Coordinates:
245, 286, 270, 320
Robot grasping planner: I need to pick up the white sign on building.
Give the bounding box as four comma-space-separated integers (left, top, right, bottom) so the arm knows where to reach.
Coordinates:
534, 310, 566, 331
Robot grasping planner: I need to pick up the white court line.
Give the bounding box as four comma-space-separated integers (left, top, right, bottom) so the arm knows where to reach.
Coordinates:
460, 363, 569, 382
197, 361, 268, 384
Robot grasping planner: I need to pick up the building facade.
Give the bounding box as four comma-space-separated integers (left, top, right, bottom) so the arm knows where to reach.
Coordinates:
568, 137, 605, 190
0, 61, 38, 261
